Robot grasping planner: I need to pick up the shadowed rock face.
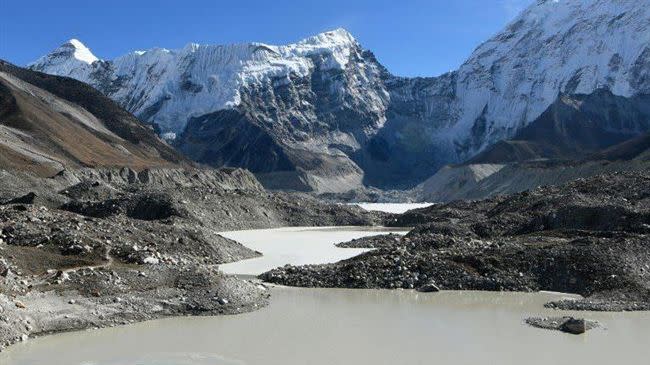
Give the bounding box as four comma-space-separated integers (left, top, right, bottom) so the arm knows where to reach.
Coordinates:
470, 90, 650, 164
261, 171, 650, 311
416, 89, 650, 203
591, 133, 650, 161
0, 61, 187, 176
178, 109, 295, 174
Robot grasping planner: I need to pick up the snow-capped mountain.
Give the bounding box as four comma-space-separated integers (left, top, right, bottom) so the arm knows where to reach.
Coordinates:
30, 39, 98, 80
30, 0, 650, 191
30, 29, 386, 136
450, 0, 650, 154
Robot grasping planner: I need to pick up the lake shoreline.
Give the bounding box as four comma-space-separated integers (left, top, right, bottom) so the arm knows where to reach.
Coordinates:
0, 224, 399, 353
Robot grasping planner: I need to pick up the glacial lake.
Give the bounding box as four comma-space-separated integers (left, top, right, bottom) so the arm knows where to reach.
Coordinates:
354, 202, 434, 214
219, 226, 408, 276
3, 221, 650, 365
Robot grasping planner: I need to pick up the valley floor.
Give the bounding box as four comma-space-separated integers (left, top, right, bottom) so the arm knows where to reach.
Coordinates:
4, 225, 650, 365
1, 168, 649, 355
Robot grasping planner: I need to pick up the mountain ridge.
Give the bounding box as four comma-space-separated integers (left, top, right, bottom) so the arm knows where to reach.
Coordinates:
29, 0, 650, 191
468, 89, 650, 164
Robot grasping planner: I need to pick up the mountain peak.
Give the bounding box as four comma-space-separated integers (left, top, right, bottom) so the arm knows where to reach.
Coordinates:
58, 38, 98, 64
299, 28, 357, 47
66, 38, 88, 49
323, 27, 355, 39
28, 38, 99, 75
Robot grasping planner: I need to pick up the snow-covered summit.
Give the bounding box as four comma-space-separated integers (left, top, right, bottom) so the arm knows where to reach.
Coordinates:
449, 0, 650, 154
29, 39, 99, 79
66, 39, 99, 64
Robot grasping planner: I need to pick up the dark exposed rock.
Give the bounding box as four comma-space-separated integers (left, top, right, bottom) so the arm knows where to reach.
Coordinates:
416, 282, 440, 293
126, 193, 189, 221
4, 192, 38, 205
561, 318, 588, 335
336, 233, 402, 249
0, 259, 8, 277
60, 180, 121, 202
525, 317, 600, 335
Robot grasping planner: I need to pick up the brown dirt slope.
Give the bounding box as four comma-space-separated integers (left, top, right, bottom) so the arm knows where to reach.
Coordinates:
0, 60, 187, 176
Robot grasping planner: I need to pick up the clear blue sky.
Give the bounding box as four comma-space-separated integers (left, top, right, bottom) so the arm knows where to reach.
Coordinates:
0, 0, 533, 77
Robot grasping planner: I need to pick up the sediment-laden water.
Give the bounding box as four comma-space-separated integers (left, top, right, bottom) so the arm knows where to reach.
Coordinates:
3, 219, 649, 365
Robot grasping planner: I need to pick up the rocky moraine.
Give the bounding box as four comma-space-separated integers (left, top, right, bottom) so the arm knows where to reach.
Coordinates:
262, 172, 650, 312
0, 167, 386, 350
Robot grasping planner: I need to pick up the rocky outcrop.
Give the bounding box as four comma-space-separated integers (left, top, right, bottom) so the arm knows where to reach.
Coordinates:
336, 233, 403, 249
416, 282, 440, 293
526, 317, 600, 335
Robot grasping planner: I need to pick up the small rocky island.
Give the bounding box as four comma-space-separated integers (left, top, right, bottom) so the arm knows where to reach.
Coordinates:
525, 317, 601, 335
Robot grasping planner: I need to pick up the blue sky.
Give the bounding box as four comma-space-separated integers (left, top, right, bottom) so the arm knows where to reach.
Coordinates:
0, 0, 533, 77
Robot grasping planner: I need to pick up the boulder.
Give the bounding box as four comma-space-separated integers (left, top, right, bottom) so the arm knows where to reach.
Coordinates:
5, 192, 38, 205
561, 318, 587, 335
416, 282, 440, 293
0, 259, 8, 277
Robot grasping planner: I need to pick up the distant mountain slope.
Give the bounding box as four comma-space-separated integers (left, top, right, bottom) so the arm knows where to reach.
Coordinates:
418, 158, 650, 204
419, 133, 650, 205
419, 88, 650, 202
0, 61, 186, 176
31, 0, 650, 191
469, 90, 650, 164
590, 132, 650, 161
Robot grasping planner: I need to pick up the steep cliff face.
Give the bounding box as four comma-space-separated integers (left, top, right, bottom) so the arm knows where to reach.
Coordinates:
450, 0, 650, 157
30, 0, 650, 191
